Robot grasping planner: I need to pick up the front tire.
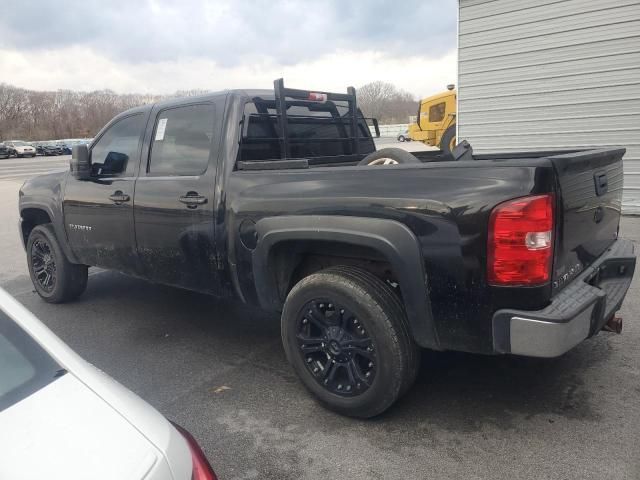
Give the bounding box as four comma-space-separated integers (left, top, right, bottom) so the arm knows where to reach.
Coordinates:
439, 125, 456, 155
27, 224, 88, 303
282, 266, 419, 418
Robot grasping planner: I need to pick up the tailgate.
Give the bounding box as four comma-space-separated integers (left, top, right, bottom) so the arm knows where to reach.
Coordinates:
549, 148, 625, 293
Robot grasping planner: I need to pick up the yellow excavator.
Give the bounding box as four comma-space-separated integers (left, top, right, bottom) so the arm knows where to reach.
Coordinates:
408, 84, 456, 154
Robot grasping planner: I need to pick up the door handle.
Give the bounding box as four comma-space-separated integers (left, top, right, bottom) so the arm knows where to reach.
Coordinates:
109, 191, 130, 204
179, 192, 207, 209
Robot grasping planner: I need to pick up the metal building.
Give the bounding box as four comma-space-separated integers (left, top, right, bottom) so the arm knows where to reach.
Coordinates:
457, 0, 640, 211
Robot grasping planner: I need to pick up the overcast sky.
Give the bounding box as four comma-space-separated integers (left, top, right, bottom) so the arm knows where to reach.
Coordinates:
0, 0, 457, 98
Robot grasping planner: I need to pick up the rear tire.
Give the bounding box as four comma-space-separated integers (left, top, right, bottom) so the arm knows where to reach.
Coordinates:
326, 266, 420, 397
282, 266, 419, 418
27, 224, 88, 303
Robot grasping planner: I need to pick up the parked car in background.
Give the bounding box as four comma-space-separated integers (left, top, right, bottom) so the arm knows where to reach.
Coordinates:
55, 139, 91, 155
37, 143, 64, 156
5, 141, 36, 158
32, 142, 44, 155
397, 130, 411, 142
0, 143, 10, 159
0, 287, 218, 480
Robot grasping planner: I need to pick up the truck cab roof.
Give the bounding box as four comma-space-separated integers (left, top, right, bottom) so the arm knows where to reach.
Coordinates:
419, 89, 456, 106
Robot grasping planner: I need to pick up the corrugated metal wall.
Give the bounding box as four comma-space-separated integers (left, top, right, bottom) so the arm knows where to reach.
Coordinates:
458, 0, 640, 211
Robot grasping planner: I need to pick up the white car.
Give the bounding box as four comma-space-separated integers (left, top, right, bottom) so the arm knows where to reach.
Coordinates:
5, 140, 36, 157
396, 130, 412, 142
0, 288, 217, 480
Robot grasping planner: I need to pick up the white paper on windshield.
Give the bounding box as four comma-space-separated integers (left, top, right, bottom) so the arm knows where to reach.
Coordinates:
155, 118, 168, 141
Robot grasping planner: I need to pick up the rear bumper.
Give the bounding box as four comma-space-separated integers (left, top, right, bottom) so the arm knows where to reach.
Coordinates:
492, 238, 635, 358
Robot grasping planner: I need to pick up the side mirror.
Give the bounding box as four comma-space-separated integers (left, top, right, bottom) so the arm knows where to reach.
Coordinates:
70, 144, 91, 180
100, 151, 128, 175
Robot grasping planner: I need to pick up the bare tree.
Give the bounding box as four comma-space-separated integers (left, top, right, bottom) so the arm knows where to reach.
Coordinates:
0, 84, 190, 142
357, 81, 417, 124
0, 80, 415, 141
0, 84, 27, 140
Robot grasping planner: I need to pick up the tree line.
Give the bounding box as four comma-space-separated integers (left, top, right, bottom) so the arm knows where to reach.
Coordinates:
0, 83, 153, 141
0, 84, 208, 142
356, 81, 418, 125
0, 81, 417, 141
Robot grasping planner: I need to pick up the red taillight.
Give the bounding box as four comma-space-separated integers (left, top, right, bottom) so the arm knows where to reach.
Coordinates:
487, 194, 554, 286
307, 92, 328, 102
171, 422, 218, 480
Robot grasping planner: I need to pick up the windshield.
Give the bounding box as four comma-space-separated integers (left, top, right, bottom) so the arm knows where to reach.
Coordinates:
0, 310, 63, 412
12, 141, 27, 146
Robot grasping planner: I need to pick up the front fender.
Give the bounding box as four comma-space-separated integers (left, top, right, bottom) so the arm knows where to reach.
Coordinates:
19, 172, 78, 263
252, 215, 440, 349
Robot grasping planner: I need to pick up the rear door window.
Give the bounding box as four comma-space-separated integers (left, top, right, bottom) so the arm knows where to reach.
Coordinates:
0, 310, 62, 412
148, 103, 215, 176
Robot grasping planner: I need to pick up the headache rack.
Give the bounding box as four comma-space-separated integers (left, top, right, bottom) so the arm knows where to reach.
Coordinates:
237, 78, 379, 169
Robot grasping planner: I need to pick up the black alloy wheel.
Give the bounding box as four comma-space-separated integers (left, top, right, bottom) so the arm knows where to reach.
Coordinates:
27, 224, 88, 303
297, 299, 376, 396
282, 266, 420, 417
30, 238, 57, 293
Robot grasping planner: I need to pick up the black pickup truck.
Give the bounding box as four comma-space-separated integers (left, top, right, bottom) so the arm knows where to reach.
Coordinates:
19, 79, 636, 418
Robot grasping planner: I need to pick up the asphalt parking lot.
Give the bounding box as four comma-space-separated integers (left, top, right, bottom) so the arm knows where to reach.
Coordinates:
1, 149, 639, 479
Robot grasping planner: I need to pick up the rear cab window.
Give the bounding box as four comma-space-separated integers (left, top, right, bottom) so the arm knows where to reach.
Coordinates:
0, 310, 63, 412
238, 98, 375, 163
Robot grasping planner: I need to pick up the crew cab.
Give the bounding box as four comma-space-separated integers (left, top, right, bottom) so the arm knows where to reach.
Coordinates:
18, 79, 636, 418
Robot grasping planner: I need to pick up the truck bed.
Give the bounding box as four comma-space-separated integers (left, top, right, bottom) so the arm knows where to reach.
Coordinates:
227, 147, 626, 354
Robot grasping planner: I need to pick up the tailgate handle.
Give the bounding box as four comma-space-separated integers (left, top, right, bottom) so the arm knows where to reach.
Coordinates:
594, 172, 608, 196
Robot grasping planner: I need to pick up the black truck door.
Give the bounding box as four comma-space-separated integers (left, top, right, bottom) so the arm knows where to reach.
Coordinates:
63, 112, 147, 274
133, 100, 221, 294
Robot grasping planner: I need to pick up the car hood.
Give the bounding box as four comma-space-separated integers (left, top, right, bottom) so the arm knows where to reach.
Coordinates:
14, 145, 34, 151
0, 289, 192, 480
0, 373, 175, 480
